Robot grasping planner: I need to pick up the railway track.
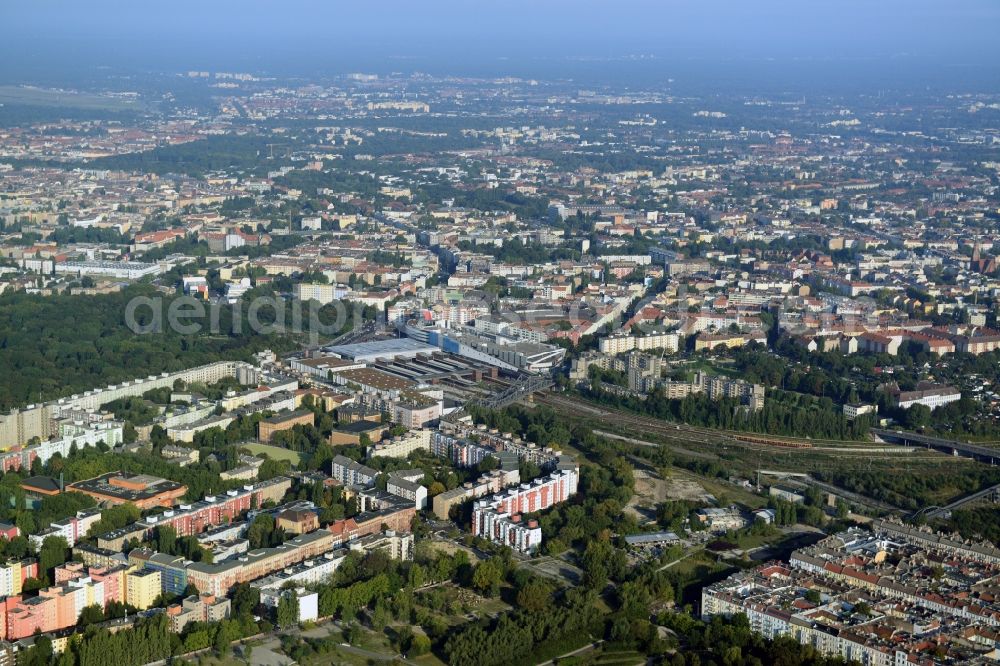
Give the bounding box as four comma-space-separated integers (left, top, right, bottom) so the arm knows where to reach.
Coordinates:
539, 392, 924, 513
463, 385, 951, 469
533, 392, 958, 464
535, 392, 802, 451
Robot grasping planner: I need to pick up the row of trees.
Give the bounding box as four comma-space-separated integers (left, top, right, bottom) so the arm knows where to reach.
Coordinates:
468, 404, 573, 451
751, 335, 1000, 440
0, 470, 98, 539
443, 589, 603, 666
246, 513, 287, 550
152, 524, 214, 563
584, 382, 870, 440
19, 614, 172, 666
944, 506, 1000, 544
89, 134, 276, 177
455, 237, 581, 265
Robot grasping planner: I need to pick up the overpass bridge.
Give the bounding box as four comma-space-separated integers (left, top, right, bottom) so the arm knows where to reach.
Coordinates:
444, 374, 555, 421
473, 374, 555, 410
872, 429, 1000, 519
872, 428, 1000, 465
917, 484, 1000, 521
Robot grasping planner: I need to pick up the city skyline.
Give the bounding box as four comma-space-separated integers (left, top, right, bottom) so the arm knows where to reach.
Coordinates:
3, 1, 1000, 88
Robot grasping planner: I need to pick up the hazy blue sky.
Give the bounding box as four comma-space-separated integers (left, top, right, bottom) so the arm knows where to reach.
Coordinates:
2, 1, 998, 86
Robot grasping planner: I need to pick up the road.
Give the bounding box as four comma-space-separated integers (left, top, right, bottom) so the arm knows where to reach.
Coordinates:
658, 545, 705, 571
536, 640, 605, 666
327, 321, 377, 346
873, 428, 1000, 464
517, 553, 585, 585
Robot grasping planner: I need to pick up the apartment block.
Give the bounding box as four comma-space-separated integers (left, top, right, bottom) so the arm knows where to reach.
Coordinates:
392, 400, 442, 428
259, 587, 319, 623
386, 470, 427, 510
251, 550, 348, 591
2, 565, 120, 640
890, 381, 961, 410
0, 420, 123, 472
472, 468, 578, 553
128, 551, 188, 596
599, 331, 679, 354
331, 455, 378, 487
258, 410, 315, 442
431, 428, 560, 469
275, 508, 320, 535
166, 594, 231, 633
97, 477, 291, 550
126, 569, 162, 610
367, 429, 432, 459
702, 524, 1000, 664
432, 468, 520, 520
327, 499, 416, 545
185, 530, 336, 597
656, 371, 765, 410
251, 530, 412, 592
0, 560, 37, 598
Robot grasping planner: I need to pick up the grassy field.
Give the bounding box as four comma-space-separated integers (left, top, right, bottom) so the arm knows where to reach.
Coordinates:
301, 624, 447, 666
413, 582, 513, 629
674, 356, 740, 379
591, 647, 647, 665
671, 468, 769, 509
241, 442, 301, 464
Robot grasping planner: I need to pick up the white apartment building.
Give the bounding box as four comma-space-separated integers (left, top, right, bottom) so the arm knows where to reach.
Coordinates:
54, 260, 160, 280
386, 471, 428, 510
474, 510, 542, 553
294, 282, 348, 305
331, 455, 378, 487
252, 550, 348, 590
472, 468, 579, 553
368, 429, 432, 459
600, 332, 679, 354
895, 384, 961, 410
34, 421, 124, 464
843, 403, 876, 420
392, 401, 442, 429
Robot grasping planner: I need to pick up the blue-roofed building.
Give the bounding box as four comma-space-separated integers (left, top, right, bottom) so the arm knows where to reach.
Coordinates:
129, 549, 188, 596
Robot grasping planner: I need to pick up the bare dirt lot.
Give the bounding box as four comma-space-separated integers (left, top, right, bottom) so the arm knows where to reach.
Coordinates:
626, 470, 711, 520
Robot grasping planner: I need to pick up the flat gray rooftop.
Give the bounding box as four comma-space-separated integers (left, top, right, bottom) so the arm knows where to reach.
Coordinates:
325, 338, 438, 361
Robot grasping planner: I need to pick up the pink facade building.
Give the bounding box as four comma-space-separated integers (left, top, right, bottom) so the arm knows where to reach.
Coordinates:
2, 563, 127, 640
472, 468, 578, 553
98, 477, 292, 550
147, 477, 291, 538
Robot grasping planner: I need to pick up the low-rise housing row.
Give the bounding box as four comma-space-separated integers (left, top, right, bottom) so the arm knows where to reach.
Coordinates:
702, 524, 1000, 664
